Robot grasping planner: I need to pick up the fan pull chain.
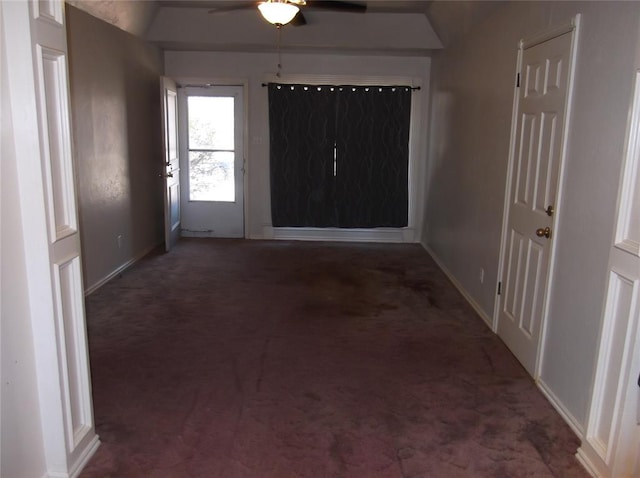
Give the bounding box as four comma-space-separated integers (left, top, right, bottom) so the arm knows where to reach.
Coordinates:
276, 25, 282, 78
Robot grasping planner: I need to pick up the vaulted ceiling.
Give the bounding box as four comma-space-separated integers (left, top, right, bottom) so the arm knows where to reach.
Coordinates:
66, 0, 502, 55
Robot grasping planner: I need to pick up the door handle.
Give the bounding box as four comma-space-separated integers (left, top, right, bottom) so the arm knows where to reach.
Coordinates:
545, 205, 554, 217
158, 172, 174, 178
536, 227, 551, 239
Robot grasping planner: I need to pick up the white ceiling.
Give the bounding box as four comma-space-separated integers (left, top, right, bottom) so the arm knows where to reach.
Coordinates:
158, 1, 430, 14
67, 0, 502, 54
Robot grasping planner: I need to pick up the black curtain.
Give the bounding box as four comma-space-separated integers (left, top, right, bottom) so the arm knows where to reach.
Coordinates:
269, 84, 337, 227
335, 86, 410, 227
269, 84, 411, 228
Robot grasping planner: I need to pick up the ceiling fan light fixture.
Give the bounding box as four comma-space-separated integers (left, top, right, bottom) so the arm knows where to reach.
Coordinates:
258, 1, 300, 26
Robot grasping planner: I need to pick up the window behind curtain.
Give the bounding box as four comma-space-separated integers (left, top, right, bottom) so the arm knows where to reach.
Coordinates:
268, 84, 411, 228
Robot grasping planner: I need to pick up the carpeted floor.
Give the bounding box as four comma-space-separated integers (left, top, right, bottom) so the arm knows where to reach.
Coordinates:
81, 239, 589, 477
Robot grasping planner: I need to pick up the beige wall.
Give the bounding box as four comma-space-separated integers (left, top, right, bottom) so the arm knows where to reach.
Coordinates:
165, 51, 431, 239
66, 6, 165, 292
424, 1, 640, 429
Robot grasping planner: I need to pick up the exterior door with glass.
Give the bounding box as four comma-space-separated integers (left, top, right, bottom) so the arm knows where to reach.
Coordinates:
179, 85, 245, 238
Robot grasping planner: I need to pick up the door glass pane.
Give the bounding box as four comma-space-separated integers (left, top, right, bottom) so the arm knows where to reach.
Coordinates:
189, 151, 235, 202
188, 96, 234, 150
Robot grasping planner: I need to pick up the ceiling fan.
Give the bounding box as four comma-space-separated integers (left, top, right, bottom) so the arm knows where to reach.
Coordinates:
209, 0, 367, 27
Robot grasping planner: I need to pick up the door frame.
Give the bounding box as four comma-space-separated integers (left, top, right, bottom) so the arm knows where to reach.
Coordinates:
175, 78, 250, 239
494, 16, 581, 380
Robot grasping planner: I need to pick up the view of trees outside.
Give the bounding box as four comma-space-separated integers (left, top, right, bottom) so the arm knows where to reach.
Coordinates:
187, 96, 235, 202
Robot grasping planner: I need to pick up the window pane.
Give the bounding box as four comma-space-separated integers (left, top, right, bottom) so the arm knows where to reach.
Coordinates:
189, 151, 235, 202
188, 96, 234, 150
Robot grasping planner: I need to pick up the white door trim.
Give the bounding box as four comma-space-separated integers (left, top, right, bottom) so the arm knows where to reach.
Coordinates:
493, 16, 581, 380
534, 15, 581, 380
521, 19, 579, 50
3, 1, 99, 475
577, 69, 640, 478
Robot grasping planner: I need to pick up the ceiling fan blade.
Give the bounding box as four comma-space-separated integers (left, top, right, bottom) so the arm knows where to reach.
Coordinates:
291, 10, 307, 26
306, 0, 366, 13
207, 2, 256, 14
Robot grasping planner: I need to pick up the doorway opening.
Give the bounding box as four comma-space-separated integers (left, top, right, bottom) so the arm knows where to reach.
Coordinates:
179, 85, 245, 238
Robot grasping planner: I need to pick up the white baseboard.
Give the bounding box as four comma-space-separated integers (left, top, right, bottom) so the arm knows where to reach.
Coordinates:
536, 377, 585, 439
271, 227, 414, 243
69, 435, 101, 478
420, 242, 594, 477
261, 224, 275, 239
421, 242, 494, 330
180, 230, 244, 239
84, 244, 158, 296
45, 435, 100, 478
576, 444, 604, 478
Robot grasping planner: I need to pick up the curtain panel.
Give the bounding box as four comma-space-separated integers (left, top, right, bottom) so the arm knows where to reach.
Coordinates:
268, 83, 411, 228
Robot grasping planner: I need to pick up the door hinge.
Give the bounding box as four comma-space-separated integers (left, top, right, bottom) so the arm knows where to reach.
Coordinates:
516, 73, 520, 88
637, 370, 640, 424
497, 281, 502, 295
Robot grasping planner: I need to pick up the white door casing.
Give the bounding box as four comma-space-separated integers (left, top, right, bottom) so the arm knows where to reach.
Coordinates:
4, 0, 99, 475
497, 21, 578, 377
178, 85, 245, 238
162, 77, 181, 251
577, 70, 640, 478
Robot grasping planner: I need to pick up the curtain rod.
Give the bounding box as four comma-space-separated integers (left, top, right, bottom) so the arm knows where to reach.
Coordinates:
261, 83, 421, 91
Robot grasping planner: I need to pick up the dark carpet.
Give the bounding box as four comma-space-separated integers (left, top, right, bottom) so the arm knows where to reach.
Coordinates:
81, 238, 588, 477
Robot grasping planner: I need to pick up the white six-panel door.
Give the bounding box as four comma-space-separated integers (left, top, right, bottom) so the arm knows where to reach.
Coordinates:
498, 28, 576, 376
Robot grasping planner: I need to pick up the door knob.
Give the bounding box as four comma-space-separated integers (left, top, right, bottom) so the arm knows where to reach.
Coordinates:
545, 205, 554, 217
536, 227, 551, 239
158, 172, 174, 178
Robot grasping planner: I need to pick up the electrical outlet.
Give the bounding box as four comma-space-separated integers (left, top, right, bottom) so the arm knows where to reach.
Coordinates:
480, 268, 485, 284
117, 234, 123, 249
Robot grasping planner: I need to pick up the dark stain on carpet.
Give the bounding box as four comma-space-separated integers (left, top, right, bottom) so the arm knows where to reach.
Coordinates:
81, 239, 589, 478
291, 262, 399, 317
522, 420, 553, 463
